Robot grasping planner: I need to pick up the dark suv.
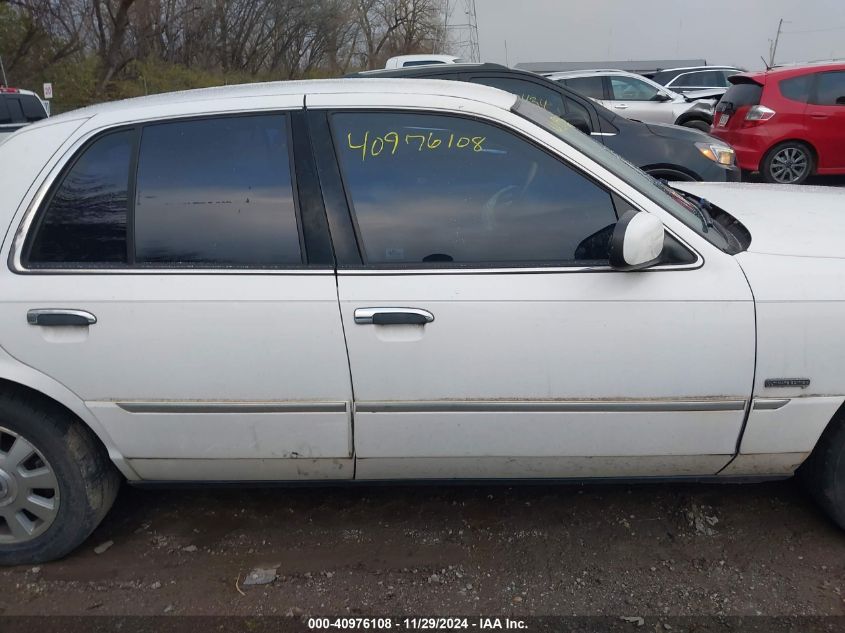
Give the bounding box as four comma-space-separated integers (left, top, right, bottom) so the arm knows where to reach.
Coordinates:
347, 64, 740, 182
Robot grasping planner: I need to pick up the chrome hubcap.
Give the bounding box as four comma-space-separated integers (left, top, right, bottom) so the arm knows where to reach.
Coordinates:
771, 147, 808, 183
0, 427, 60, 544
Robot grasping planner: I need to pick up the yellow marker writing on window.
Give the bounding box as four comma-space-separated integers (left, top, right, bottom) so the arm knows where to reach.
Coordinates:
346, 131, 486, 160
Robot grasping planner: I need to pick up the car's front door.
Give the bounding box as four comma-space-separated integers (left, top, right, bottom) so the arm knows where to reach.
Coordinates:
310, 100, 755, 480
607, 75, 676, 124
0, 104, 354, 481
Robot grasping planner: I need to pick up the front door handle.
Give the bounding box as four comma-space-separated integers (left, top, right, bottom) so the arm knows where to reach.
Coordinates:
614, 103, 629, 109
354, 307, 434, 326
27, 309, 97, 327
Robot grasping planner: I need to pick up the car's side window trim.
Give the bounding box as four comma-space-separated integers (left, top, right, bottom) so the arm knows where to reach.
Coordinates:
320, 107, 700, 273
13, 110, 331, 273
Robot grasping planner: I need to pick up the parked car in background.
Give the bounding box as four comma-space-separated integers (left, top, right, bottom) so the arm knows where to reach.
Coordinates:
2, 79, 845, 565
547, 70, 720, 131
710, 62, 845, 184
348, 64, 739, 182
650, 66, 743, 95
0, 88, 49, 144
385, 54, 462, 69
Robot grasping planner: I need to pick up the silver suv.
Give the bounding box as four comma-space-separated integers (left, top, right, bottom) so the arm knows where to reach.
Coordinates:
650, 66, 743, 94
547, 70, 720, 131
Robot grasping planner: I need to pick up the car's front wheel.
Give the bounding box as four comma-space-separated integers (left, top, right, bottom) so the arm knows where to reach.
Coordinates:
0, 395, 121, 565
762, 141, 814, 184
801, 413, 845, 531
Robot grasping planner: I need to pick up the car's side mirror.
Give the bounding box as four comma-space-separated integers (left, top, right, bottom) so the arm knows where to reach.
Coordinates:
609, 210, 665, 271
562, 113, 591, 134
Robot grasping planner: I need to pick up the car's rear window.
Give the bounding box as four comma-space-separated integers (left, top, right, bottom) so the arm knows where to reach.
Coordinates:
0, 94, 48, 124
716, 81, 762, 112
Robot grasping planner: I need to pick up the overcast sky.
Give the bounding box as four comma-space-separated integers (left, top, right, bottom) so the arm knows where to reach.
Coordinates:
464, 0, 845, 71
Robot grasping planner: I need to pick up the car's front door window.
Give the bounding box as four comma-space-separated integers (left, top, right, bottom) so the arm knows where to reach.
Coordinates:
609, 76, 660, 101
330, 111, 618, 267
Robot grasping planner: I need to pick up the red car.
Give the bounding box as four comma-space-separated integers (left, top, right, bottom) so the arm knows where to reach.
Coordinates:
711, 62, 845, 184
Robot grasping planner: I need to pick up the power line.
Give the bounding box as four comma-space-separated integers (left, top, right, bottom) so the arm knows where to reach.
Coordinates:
783, 25, 845, 34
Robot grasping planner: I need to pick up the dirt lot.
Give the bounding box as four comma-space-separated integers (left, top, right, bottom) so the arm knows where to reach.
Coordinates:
0, 478, 843, 618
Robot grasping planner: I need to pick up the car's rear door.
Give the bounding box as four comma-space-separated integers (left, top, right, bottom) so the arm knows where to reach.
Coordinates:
307, 92, 755, 480
806, 70, 845, 170
0, 97, 354, 481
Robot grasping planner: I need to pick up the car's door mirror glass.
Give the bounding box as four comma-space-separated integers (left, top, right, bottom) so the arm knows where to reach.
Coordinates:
609, 210, 665, 271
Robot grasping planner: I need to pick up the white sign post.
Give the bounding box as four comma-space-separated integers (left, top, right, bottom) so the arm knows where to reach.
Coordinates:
43, 83, 53, 99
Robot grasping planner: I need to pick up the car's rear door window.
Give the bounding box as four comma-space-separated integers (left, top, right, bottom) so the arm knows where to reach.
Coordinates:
26, 131, 133, 266
134, 115, 302, 266
560, 76, 605, 100
331, 111, 618, 266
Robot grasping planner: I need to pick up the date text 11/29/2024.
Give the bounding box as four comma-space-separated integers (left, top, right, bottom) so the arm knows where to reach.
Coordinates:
307, 618, 528, 630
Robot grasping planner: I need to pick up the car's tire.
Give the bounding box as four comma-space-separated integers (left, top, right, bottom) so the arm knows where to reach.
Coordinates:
800, 413, 845, 530
0, 395, 121, 565
681, 119, 711, 132
761, 141, 814, 185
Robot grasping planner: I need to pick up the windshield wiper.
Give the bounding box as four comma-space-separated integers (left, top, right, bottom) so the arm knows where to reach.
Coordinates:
662, 183, 717, 233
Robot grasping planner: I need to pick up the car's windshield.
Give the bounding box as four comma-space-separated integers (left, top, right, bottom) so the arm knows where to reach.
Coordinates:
513, 98, 734, 253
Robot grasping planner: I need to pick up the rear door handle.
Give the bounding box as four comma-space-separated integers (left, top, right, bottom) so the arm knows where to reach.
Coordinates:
354, 308, 434, 326
27, 309, 97, 326
614, 103, 629, 109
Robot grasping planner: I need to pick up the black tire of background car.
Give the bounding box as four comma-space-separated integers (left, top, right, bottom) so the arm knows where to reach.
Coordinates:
681, 120, 711, 132
761, 141, 815, 185
801, 412, 845, 531
0, 395, 121, 565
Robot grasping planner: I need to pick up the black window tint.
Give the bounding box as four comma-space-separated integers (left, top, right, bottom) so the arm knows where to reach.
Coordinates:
6, 98, 24, 123
814, 71, 845, 106
0, 98, 11, 124
134, 115, 301, 266
332, 112, 618, 265
563, 96, 592, 126
561, 76, 604, 99
470, 77, 565, 116
717, 82, 762, 112
27, 131, 132, 265
20, 95, 47, 121
780, 75, 812, 103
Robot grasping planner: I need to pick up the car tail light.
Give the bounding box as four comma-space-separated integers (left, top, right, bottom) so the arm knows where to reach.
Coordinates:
0, 87, 21, 94
745, 105, 776, 121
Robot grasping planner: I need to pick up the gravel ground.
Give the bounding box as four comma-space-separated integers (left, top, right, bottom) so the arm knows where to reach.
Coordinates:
0, 478, 843, 618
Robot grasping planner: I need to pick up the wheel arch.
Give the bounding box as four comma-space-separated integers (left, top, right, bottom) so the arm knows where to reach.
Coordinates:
0, 359, 136, 480
642, 164, 700, 181
674, 111, 711, 127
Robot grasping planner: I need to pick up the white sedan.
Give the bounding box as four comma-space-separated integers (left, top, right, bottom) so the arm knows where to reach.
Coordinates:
0, 79, 843, 564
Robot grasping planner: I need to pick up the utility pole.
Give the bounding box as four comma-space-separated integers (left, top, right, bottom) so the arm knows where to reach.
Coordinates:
0, 54, 8, 87
768, 18, 784, 67
444, 0, 480, 62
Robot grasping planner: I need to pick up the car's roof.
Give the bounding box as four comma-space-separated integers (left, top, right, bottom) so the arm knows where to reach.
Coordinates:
546, 69, 629, 79
38, 78, 518, 127
658, 65, 741, 74
350, 63, 507, 77
0, 88, 41, 98
386, 54, 460, 63
733, 60, 845, 83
